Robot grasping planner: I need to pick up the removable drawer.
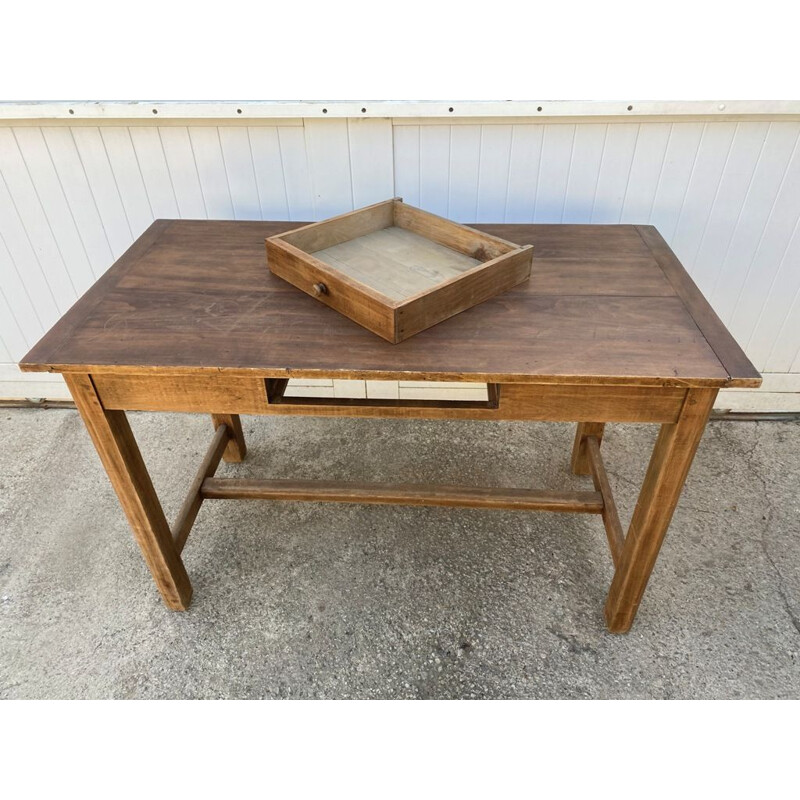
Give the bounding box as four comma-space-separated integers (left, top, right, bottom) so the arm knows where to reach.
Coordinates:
266, 198, 532, 343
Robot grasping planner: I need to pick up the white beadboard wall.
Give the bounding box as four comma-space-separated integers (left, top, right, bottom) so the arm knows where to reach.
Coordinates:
1, 115, 799, 410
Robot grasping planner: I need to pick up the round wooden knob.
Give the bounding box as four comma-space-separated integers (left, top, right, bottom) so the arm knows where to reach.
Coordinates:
312, 282, 328, 296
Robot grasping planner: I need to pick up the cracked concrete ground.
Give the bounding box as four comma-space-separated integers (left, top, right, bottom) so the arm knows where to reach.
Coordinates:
0, 408, 798, 699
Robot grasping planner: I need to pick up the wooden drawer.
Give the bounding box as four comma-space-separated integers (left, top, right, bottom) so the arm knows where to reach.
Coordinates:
266, 198, 532, 343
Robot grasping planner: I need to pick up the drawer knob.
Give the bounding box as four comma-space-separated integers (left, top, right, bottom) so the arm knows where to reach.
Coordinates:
312, 282, 328, 296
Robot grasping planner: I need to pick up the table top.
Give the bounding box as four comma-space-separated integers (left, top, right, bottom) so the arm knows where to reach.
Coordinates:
20, 219, 761, 388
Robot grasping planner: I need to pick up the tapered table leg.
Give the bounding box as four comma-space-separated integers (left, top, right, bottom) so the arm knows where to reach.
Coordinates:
65, 374, 192, 610
605, 388, 717, 632
571, 422, 605, 475
211, 414, 247, 462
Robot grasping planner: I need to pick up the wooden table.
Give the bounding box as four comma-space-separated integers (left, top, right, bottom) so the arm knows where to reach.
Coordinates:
20, 220, 761, 632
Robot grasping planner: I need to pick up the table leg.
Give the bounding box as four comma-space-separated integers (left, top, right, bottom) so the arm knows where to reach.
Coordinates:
211, 414, 247, 462
604, 388, 717, 632
571, 423, 605, 475
64, 374, 192, 610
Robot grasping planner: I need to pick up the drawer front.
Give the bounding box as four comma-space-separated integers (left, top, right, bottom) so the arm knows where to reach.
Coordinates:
93, 374, 268, 413
267, 239, 396, 342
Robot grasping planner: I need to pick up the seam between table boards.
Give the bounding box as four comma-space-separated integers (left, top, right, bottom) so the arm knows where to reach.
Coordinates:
632, 224, 733, 385
41, 220, 176, 368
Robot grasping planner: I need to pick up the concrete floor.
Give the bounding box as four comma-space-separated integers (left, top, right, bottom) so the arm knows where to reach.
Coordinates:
0, 407, 798, 699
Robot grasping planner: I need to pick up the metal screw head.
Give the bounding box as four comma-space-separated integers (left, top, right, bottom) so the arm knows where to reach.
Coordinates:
313, 282, 328, 296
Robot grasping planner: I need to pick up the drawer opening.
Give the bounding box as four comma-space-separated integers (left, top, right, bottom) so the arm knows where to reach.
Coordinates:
266, 379, 500, 410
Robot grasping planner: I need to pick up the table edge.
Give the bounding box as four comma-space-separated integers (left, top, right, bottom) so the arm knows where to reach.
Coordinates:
17, 362, 749, 389
17, 220, 762, 390
19, 219, 174, 369
635, 225, 762, 388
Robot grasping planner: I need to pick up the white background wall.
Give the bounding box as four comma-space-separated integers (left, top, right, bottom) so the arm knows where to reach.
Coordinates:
1, 104, 799, 410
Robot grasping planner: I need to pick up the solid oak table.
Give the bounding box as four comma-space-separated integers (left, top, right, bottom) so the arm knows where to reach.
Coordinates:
20, 220, 761, 632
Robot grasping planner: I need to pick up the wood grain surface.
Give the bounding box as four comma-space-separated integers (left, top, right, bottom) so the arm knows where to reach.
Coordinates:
63, 373, 193, 609
604, 387, 719, 632
201, 477, 605, 513
312, 227, 482, 302
21, 219, 760, 388
267, 199, 532, 342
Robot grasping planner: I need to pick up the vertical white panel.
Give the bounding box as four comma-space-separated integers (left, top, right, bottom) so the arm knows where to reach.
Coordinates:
218, 127, 262, 220
12, 127, 96, 292
562, 124, 606, 223
476, 125, 512, 222
591, 123, 639, 223
71, 127, 134, 256
366, 380, 399, 399
0, 312, 15, 361
419, 126, 450, 217
710, 123, 799, 323
648, 123, 705, 240
393, 125, 420, 206
41, 127, 114, 276
0, 129, 76, 310
276, 127, 315, 220
158, 127, 206, 218
0, 230, 40, 350
0, 173, 58, 335
100, 127, 154, 237
447, 125, 481, 222
505, 125, 544, 223
348, 119, 394, 207
758, 222, 800, 371
691, 123, 768, 297
0, 318, 14, 360
670, 123, 737, 268
620, 123, 671, 221
732, 134, 800, 355
534, 125, 576, 223
248, 126, 290, 220
188, 128, 235, 219
128, 127, 181, 219
792, 332, 800, 373
304, 120, 353, 219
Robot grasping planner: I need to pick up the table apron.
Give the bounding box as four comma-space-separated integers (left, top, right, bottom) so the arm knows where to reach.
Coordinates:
91, 373, 688, 424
